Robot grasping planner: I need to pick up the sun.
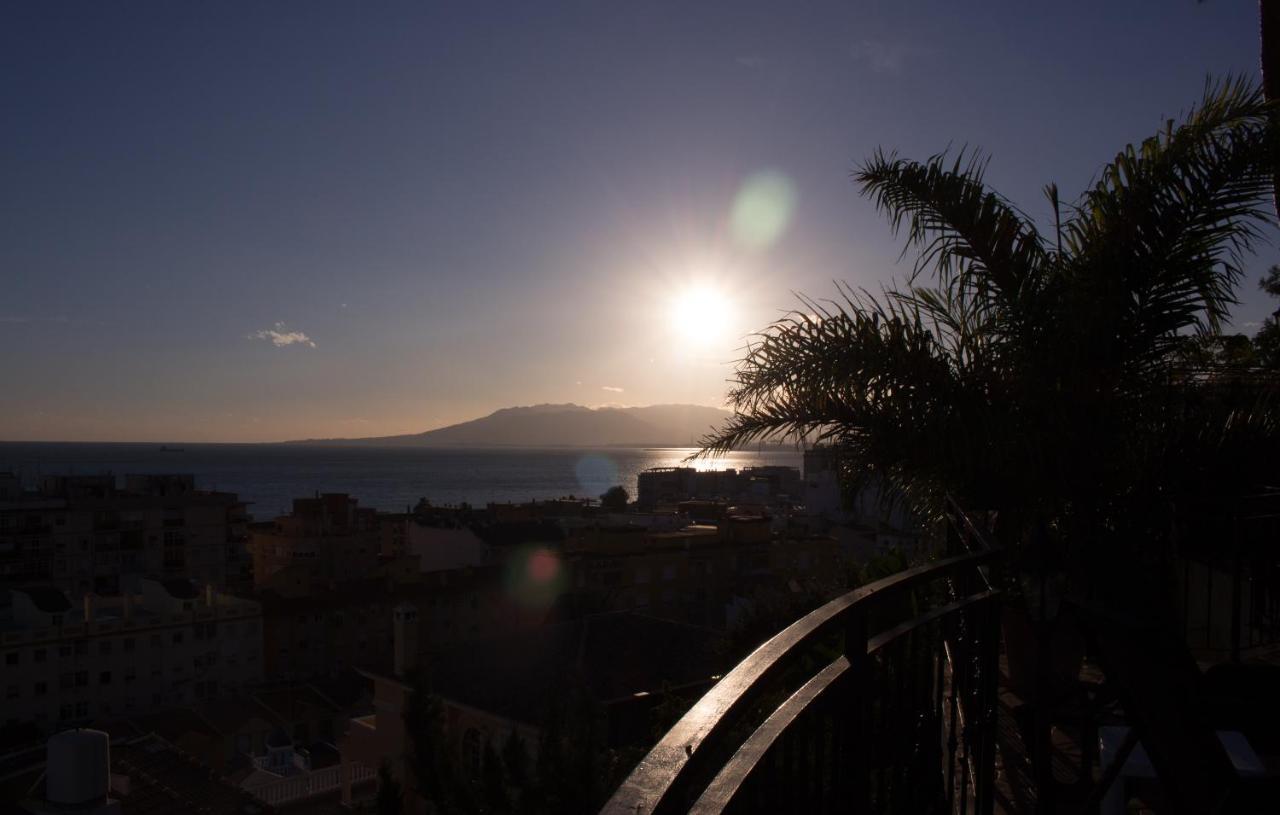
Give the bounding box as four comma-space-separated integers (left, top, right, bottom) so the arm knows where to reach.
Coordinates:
669, 282, 734, 347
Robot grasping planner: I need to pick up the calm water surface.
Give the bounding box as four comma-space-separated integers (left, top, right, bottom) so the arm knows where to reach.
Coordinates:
0, 443, 802, 520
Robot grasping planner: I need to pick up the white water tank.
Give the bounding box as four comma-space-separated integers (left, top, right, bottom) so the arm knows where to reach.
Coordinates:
46, 728, 110, 806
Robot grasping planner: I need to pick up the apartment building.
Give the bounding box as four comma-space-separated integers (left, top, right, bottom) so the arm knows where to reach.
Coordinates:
258, 565, 543, 681
248, 493, 380, 590
0, 578, 263, 733
0, 473, 248, 595
560, 514, 843, 627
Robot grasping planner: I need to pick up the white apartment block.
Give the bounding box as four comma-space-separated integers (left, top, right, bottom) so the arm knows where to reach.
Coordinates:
0, 578, 263, 732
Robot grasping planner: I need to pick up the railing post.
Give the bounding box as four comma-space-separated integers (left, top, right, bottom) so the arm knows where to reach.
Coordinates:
1230, 514, 1243, 663
844, 603, 869, 813
977, 591, 1002, 815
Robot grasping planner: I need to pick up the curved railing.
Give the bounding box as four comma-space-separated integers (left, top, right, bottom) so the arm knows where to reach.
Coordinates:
602, 531, 1001, 815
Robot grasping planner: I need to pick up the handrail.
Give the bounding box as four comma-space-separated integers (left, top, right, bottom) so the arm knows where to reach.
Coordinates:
688, 588, 1001, 814
600, 548, 1000, 815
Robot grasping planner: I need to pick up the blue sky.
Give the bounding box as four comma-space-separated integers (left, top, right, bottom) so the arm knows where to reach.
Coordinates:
1, 1, 1271, 441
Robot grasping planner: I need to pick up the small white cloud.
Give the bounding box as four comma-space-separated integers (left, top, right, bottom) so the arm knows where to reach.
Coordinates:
601, 385, 624, 393
1244, 321, 1262, 329
249, 322, 317, 348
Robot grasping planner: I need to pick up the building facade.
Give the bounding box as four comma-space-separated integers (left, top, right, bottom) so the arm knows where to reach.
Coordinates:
248, 493, 380, 590
0, 473, 248, 595
0, 578, 263, 732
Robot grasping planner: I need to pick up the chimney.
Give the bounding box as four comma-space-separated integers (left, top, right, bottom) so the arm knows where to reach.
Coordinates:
83, 593, 94, 624
392, 603, 419, 677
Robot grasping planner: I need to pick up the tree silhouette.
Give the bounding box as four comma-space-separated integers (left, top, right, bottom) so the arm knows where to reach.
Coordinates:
376, 761, 403, 815
1257, 265, 1280, 367
599, 485, 629, 512
700, 78, 1280, 604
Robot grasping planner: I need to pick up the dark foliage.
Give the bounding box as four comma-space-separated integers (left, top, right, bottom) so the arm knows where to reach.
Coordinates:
699, 78, 1280, 610
599, 485, 629, 512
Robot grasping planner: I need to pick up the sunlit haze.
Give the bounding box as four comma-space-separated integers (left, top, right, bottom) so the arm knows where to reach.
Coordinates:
0, 2, 1267, 442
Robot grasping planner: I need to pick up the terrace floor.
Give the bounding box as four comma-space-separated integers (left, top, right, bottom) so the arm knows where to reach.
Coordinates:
992, 652, 1280, 814
992, 655, 1104, 814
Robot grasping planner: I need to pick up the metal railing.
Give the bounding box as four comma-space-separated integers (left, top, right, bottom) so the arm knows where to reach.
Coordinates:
601, 529, 1001, 815
1175, 491, 1280, 662
244, 761, 376, 806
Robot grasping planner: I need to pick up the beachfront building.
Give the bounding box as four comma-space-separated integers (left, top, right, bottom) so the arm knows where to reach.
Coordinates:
0, 578, 263, 733
0, 473, 249, 596
635, 465, 803, 510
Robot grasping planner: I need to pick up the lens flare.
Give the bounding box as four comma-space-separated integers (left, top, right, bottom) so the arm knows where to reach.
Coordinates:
505, 545, 566, 608
730, 171, 797, 250
527, 548, 560, 583
575, 453, 619, 498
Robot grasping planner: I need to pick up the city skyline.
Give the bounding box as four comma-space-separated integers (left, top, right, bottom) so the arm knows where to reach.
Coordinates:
2, 2, 1269, 442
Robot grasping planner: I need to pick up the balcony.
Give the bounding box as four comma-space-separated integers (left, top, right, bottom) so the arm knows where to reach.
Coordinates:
602, 501, 1280, 814
603, 536, 1001, 814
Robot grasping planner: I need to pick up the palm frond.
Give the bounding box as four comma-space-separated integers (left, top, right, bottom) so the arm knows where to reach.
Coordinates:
855, 148, 1050, 318
1062, 76, 1280, 376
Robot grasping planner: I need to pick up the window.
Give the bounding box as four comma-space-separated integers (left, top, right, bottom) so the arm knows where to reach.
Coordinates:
34, 682, 47, 697
123, 638, 134, 653
6, 685, 18, 700
74, 701, 88, 717
51, 614, 62, 627
172, 631, 183, 644
33, 648, 46, 663
75, 671, 88, 687
4, 653, 16, 666
99, 641, 111, 656
74, 640, 87, 656
59, 645, 72, 658
60, 673, 74, 690
151, 634, 162, 647
59, 704, 73, 721
99, 671, 111, 686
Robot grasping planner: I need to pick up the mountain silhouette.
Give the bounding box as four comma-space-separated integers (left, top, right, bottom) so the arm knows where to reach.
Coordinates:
285, 403, 732, 447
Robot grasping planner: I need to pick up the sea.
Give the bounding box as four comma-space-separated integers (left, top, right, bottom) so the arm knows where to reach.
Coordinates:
0, 443, 803, 521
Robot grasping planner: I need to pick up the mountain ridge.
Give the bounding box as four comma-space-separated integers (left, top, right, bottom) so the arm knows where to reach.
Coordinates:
283, 403, 733, 447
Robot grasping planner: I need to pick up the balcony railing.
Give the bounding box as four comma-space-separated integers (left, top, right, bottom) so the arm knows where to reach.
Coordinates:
602, 530, 1000, 814
243, 762, 376, 806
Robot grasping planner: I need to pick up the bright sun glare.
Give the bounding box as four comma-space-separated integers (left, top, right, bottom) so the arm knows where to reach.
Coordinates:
670, 282, 734, 347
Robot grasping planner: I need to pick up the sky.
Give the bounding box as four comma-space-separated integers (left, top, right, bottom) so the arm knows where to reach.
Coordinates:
0, 1, 1273, 442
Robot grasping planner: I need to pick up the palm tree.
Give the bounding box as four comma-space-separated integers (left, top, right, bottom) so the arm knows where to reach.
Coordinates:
697, 76, 1280, 811
701, 77, 1280, 602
